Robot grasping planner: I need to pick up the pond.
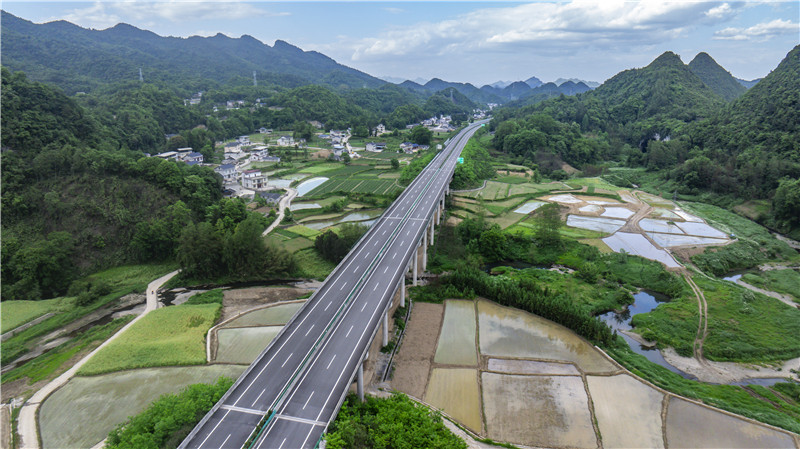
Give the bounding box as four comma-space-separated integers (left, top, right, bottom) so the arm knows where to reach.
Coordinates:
296, 177, 328, 196
598, 291, 697, 380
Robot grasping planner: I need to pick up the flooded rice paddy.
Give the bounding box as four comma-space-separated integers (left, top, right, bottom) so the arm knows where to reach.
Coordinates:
222, 302, 303, 328
395, 297, 797, 448
289, 203, 322, 211
512, 201, 545, 214
216, 326, 282, 364
477, 300, 615, 373
433, 300, 477, 365
602, 232, 680, 268
666, 397, 796, 448
296, 177, 328, 196
482, 373, 597, 448
601, 207, 634, 219
566, 215, 625, 234
40, 365, 246, 449
578, 204, 603, 214
424, 368, 482, 432
647, 232, 728, 248
587, 374, 665, 448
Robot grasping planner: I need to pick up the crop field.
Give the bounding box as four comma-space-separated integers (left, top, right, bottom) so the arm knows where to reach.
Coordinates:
294, 248, 336, 280
1, 298, 64, 333
39, 365, 245, 449
307, 177, 399, 196
78, 303, 220, 375
567, 177, 622, 191
283, 236, 314, 252
299, 163, 341, 174
285, 225, 320, 238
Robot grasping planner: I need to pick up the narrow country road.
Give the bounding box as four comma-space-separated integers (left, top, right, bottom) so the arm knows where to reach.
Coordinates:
17, 269, 180, 449
262, 187, 298, 236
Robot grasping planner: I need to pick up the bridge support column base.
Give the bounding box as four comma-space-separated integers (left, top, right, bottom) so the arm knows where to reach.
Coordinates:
400, 278, 405, 308
357, 363, 364, 402
382, 310, 389, 347
413, 247, 418, 286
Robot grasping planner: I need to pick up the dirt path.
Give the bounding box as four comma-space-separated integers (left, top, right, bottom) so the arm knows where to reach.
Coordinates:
734, 279, 798, 308
262, 187, 298, 236
683, 272, 718, 374
16, 270, 179, 449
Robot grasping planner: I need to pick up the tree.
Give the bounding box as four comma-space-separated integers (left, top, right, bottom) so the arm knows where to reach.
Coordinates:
391, 158, 400, 170
342, 152, 351, 165
408, 125, 432, 145
534, 203, 562, 249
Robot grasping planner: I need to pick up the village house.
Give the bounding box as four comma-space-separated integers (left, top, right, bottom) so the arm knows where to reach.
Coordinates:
154, 151, 179, 160
257, 191, 282, 205
241, 169, 268, 190
237, 135, 251, 145
183, 152, 204, 163
277, 136, 295, 147
365, 142, 386, 152
214, 164, 237, 182
373, 124, 386, 135
308, 120, 324, 129
258, 127, 273, 134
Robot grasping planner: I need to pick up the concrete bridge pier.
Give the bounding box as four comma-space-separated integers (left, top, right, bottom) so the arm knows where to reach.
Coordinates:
429, 218, 435, 245
357, 362, 364, 402
382, 309, 389, 347
413, 245, 418, 286
422, 232, 427, 272
399, 277, 405, 308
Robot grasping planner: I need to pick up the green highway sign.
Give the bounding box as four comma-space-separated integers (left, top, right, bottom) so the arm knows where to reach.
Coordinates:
458, 157, 464, 164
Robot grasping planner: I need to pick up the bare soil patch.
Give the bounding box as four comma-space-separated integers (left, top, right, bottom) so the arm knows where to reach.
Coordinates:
220, 287, 310, 323
391, 302, 443, 399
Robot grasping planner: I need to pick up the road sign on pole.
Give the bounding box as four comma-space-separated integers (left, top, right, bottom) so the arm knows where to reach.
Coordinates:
458, 157, 464, 164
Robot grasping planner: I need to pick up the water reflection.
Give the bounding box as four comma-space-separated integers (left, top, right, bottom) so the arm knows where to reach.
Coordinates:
598, 291, 696, 379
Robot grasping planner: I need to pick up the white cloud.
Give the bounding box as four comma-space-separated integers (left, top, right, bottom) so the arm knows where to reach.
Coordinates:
382, 7, 404, 15
713, 18, 799, 40
346, 1, 747, 61
54, 1, 288, 29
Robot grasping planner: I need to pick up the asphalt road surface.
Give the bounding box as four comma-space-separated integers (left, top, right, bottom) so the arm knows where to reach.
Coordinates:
181, 120, 486, 449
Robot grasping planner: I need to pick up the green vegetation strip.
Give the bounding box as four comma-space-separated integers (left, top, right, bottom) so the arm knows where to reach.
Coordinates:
325, 393, 467, 449
78, 303, 221, 375
106, 377, 234, 449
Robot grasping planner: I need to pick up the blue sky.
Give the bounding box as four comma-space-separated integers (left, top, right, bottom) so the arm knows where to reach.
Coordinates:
3, 1, 798, 85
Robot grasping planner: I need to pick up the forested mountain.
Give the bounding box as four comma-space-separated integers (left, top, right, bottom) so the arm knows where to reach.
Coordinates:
686, 45, 800, 227
421, 78, 503, 104
1, 69, 222, 299
524, 76, 543, 88
736, 77, 762, 88
688, 52, 747, 101
490, 46, 800, 235
0, 11, 384, 94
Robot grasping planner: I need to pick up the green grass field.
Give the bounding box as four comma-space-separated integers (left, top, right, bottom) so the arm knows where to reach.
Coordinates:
294, 248, 337, 280
567, 177, 622, 191
78, 303, 220, 375
2, 317, 133, 385
1, 298, 65, 333
741, 270, 800, 304
633, 275, 800, 362
286, 225, 320, 238
87, 263, 179, 293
